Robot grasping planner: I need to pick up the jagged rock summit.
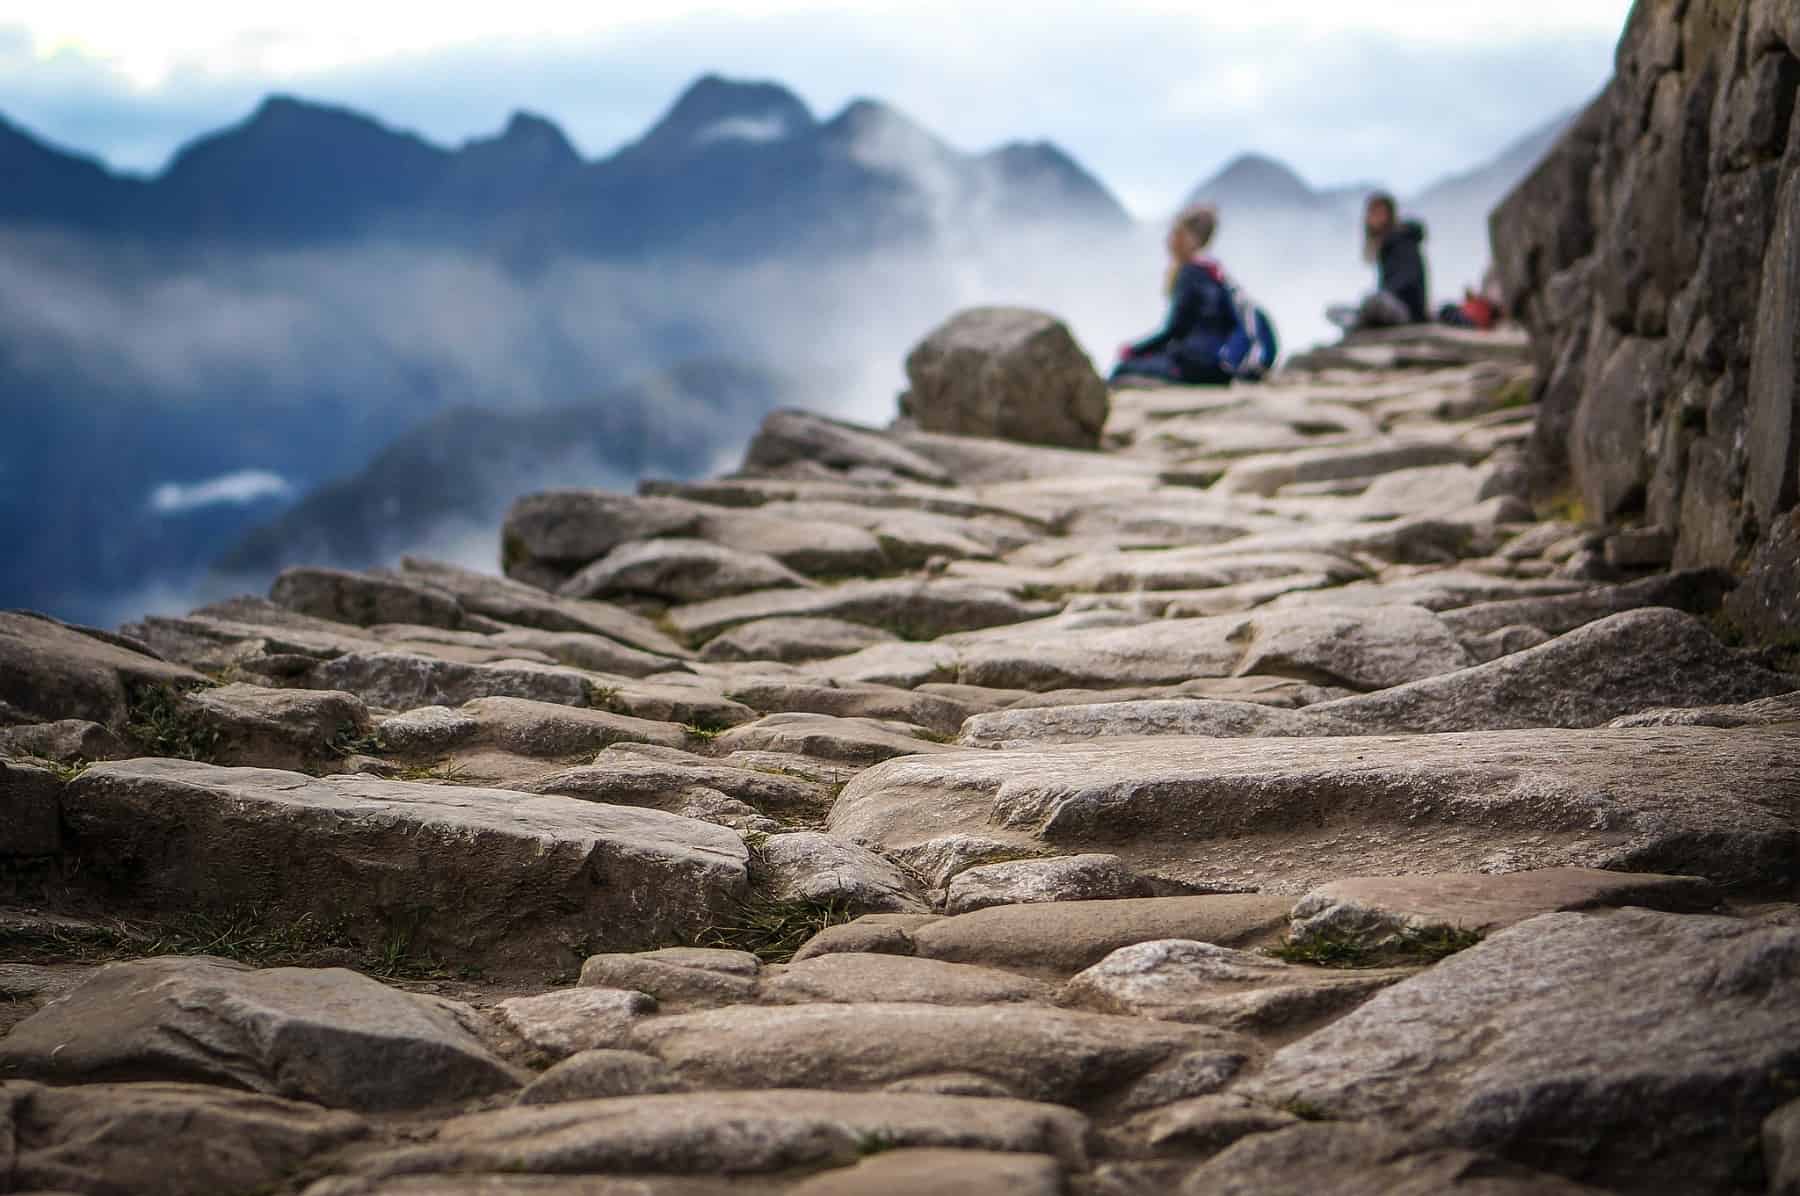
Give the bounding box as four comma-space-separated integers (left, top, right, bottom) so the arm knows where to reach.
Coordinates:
4, 23, 1800, 1191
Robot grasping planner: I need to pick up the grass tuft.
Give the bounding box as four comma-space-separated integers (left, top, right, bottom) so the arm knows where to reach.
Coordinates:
329, 728, 382, 757
1277, 1097, 1332, 1122
1536, 489, 1589, 527
17, 756, 92, 784
0, 903, 455, 980
583, 682, 623, 712
124, 683, 221, 762
700, 894, 858, 964
390, 760, 470, 783
1266, 924, 1483, 969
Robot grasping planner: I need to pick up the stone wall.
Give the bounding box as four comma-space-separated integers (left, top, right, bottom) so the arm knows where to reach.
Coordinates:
1492, 0, 1800, 638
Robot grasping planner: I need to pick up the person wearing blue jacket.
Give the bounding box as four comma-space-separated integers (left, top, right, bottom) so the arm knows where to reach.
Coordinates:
1112, 203, 1241, 386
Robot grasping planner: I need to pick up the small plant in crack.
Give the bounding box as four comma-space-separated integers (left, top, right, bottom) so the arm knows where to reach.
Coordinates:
124, 683, 221, 762
1266, 924, 1482, 968
699, 894, 859, 964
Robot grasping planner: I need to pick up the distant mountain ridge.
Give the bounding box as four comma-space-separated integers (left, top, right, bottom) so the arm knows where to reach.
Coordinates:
0, 75, 1130, 261
1185, 109, 1576, 219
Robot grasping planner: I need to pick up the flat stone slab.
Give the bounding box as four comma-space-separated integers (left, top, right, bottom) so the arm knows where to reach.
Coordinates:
0, 610, 204, 728
1243, 910, 1800, 1194
393, 557, 691, 657
756, 831, 931, 914
579, 947, 762, 1011
1288, 867, 1719, 945
714, 713, 960, 766
949, 605, 1470, 693
1308, 608, 1795, 733
61, 759, 749, 972
720, 679, 984, 737
2, 1080, 369, 1196
828, 725, 1800, 895
787, 1148, 1066, 1195
1062, 939, 1413, 1034
896, 895, 1295, 976
0, 956, 523, 1110
376, 695, 690, 759
1180, 1122, 1608, 1195
526, 746, 837, 822
700, 616, 900, 664
761, 953, 1051, 1006
342, 1090, 1092, 1177
941, 853, 1169, 914
622, 1002, 1244, 1107
494, 987, 658, 1060
668, 579, 1055, 644
557, 537, 812, 604
957, 698, 1333, 748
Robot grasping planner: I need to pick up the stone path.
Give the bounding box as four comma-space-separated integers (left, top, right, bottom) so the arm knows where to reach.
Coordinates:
2, 324, 1797, 1195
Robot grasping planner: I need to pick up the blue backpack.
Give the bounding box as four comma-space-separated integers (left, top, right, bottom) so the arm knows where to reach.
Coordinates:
1218, 282, 1279, 380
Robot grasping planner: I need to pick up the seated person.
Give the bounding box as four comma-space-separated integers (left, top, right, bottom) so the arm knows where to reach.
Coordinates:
1112, 203, 1242, 386
1326, 191, 1430, 331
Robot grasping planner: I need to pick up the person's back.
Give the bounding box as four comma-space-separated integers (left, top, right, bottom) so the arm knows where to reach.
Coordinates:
1376, 218, 1429, 324
1113, 204, 1272, 386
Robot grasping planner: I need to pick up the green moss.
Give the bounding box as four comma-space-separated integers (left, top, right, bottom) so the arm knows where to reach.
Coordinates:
1494, 376, 1535, 410
1537, 490, 1588, 527
1266, 924, 1483, 969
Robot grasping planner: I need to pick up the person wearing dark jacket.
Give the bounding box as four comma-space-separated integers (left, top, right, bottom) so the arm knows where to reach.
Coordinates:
1327, 192, 1430, 330
1112, 203, 1239, 386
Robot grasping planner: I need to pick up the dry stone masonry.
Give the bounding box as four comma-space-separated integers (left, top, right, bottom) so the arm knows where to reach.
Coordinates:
1493, 0, 1800, 641
3, 15, 1800, 1187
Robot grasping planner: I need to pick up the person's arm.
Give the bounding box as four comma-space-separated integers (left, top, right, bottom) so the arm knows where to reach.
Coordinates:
1129, 265, 1209, 356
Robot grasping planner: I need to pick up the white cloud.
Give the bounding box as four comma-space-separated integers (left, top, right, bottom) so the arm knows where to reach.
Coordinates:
12, 0, 1636, 88
148, 469, 295, 514
694, 113, 792, 144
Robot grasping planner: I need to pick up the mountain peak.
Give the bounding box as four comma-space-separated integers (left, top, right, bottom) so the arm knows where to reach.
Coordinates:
635, 74, 815, 152
1188, 152, 1322, 209
484, 111, 580, 163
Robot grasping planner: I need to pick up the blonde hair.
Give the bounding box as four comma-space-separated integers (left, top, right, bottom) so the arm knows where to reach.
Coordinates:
1164, 203, 1218, 292
1174, 202, 1218, 251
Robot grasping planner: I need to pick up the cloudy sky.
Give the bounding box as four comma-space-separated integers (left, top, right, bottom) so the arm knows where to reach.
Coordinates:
3, 1, 1634, 216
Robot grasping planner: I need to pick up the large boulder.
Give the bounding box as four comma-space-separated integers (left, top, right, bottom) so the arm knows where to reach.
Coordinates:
902, 307, 1108, 450
740, 408, 951, 484
0, 956, 523, 1110
1244, 910, 1800, 1194
1179, 1122, 1608, 1196
0, 611, 203, 729
0, 1080, 368, 1196
270, 566, 467, 630
829, 724, 1800, 895
58, 758, 749, 972
1307, 608, 1796, 734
